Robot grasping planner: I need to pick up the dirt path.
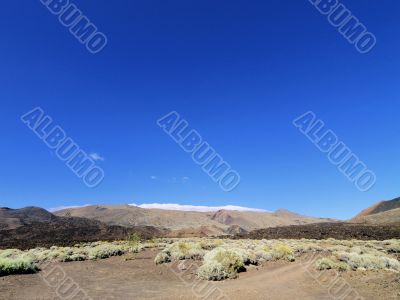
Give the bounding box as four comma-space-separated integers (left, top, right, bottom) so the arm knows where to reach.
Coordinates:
218, 262, 331, 300
0, 249, 398, 300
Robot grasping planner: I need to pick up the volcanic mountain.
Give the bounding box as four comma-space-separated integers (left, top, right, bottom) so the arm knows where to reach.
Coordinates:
54, 204, 334, 235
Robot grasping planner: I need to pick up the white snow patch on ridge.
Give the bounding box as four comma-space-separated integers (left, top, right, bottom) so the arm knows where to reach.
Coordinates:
129, 203, 269, 213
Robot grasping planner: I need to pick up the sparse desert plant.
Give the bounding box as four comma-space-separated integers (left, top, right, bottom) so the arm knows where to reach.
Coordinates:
334, 261, 350, 272
384, 240, 400, 254
315, 258, 336, 270
127, 233, 141, 249
197, 248, 245, 280
25, 241, 138, 264
197, 260, 231, 281
222, 246, 257, 265
294, 243, 323, 254
380, 256, 400, 271
168, 241, 205, 260
254, 245, 273, 262
199, 239, 221, 250
347, 253, 386, 270
0, 249, 20, 258
271, 244, 295, 261
334, 251, 400, 271
154, 252, 171, 265
0, 252, 37, 276
315, 257, 349, 271
87, 244, 125, 260
153, 241, 205, 264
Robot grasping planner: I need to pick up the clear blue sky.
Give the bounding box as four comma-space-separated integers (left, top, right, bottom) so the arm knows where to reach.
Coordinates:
1, 1, 399, 219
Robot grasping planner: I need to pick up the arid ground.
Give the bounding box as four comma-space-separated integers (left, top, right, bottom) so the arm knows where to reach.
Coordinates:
1, 248, 399, 300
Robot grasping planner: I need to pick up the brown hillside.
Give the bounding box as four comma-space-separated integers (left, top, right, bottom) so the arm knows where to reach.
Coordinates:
352, 197, 400, 222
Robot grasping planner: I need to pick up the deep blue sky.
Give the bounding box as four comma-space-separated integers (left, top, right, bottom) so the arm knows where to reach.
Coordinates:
1, 1, 399, 219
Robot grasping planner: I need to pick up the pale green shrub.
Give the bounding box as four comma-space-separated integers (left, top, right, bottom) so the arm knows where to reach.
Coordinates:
271, 244, 295, 261
0, 249, 22, 259
315, 257, 349, 271
168, 242, 205, 260
334, 252, 400, 271
380, 257, 400, 271
198, 260, 232, 281
226, 247, 257, 265
197, 248, 245, 280
153, 241, 205, 264
384, 240, 400, 254
254, 245, 273, 262
87, 244, 124, 260
154, 252, 171, 265
347, 253, 386, 270
315, 258, 336, 270
335, 261, 350, 271
294, 243, 323, 254
0, 254, 37, 276
199, 240, 219, 250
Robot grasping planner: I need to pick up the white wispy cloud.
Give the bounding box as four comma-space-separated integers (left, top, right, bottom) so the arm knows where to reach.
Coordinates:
48, 204, 91, 212
150, 176, 157, 180
89, 153, 104, 161
128, 203, 269, 213
171, 176, 189, 183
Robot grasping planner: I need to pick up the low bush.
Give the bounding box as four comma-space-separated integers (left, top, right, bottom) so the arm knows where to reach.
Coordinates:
315, 257, 349, 271
335, 251, 400, 272
87, 244, 125, 260
271, 244, 295, 261
197, 248, 245, 280
154, 252, 171, 265
315, 258, 336, 270
168, 242, 204, 260
226, 247, 257, 265
0, 251, 37, 276
254, 245, 273, 262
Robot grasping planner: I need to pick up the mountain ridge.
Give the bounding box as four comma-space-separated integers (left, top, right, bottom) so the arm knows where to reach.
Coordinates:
54, 204, 335, 235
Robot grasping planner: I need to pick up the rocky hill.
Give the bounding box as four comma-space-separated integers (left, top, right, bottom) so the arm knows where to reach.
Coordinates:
0, 207, 166, 249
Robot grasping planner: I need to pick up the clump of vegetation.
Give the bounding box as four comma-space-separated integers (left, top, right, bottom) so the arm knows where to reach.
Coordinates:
155, 241, 205, 264
271, 244, 295, 261
227, 247, 257, 265
294, 243, 323, 254
154, 252, 171, 265
87, 244, 125, 260
197, 248, 245, 280
127, 233, 141, 252
254, 245, 273, 262
0, 249, 37, 276
315, 257, 349, 271
199, 239, 223, 250
384, 239, 400, 254
334, 251, 400, 272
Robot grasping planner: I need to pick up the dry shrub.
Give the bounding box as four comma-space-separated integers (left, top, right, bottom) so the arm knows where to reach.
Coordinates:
197, 248, 245, 280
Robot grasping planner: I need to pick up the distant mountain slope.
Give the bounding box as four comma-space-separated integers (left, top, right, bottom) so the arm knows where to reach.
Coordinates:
0, 207, 166, 249
0, 207, 57, 229
352, 208, 400, 225
54, 205, 334, 235
352, 197, 400, 224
